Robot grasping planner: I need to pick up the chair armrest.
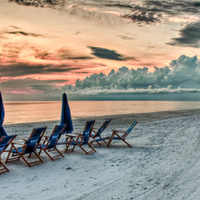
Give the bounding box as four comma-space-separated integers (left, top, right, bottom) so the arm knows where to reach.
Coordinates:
12, 142, 25, 146
43, 135, 50, 138
66, 134, 82, 138
22, 138, 28, 141
74, 133, 82, 136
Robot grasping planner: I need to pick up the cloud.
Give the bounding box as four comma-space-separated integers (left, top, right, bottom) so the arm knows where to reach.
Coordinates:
6, 31, 44, 37
168, 22, 200, 47
88, 46, 126, 61
44, 55, 200, 99
0, 62, 80, 77
9, 0, 200, 25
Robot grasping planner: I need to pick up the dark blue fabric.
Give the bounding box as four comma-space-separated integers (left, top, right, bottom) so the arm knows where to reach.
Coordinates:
82, 120, 95, 144
0, 92, 5, 126
0, 126, 7, 138
91, 137, 108, 143
24, 136, 41, 154
113, 137, 121, 140
0, 135, 15, 153
32, 127, 46, 138
11, 147, 23, 153
95, 120, 111, 137
60, 93, 73, 133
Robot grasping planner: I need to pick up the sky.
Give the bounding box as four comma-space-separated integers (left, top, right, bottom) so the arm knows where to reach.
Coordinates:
1, 0, 200, 100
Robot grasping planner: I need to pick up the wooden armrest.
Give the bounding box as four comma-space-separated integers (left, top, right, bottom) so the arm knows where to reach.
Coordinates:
93, 127, 98, 130
12, 142, 25, 146
112, 129, 126, 133
22, 138, 28, 141
43, 135, 50, 138
74, 133, 82, 136
66, 134, 82, 138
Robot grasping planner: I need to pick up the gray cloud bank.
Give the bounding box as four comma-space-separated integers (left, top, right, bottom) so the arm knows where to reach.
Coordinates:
8, 0, 200, 25
40, 55, 200, 100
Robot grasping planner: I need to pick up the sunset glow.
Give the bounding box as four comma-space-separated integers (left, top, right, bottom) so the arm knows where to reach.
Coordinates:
1, 0, 200, 100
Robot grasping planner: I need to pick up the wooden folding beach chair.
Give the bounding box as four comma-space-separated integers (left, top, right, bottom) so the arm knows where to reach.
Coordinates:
107, 121, 138, 148
5, 127, 47, 167
0, 135, 17, 174
37, 124, 66, 161
65, 120, 96, 155
90, 120, 111, 146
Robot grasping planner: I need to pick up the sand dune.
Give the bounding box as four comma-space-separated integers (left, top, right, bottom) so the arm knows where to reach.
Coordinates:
1, 109, 200, 199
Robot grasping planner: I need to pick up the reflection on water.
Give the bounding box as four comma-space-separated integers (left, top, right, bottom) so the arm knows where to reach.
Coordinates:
3, 101, 200, 125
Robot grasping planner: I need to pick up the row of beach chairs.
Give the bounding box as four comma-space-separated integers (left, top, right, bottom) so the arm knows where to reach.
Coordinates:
0, 120, 138, 174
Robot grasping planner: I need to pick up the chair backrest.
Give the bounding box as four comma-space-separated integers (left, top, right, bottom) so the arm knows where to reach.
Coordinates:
95, 120, 111, 137
24, 127, 47, 154
31, 127, 47, 138
122, 121, 138, 139
82, 120, 95, 144
47, 124, 66, 149
0, 135, 16, 155
0, 125, 7, 138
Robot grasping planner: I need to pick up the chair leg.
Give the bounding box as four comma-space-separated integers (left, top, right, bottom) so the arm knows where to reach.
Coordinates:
122, 139, 132, 148
107, 136, 114, 147
55, 148, 64, 157
34, 152, 44, 163
0, 155, 9, 173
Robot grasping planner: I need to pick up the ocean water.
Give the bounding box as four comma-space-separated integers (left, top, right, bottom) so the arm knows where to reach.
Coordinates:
3, 101, 200, 125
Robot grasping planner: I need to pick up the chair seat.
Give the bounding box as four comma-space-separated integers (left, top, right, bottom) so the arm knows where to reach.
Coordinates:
70, 141, 88, 145
37, 144, 46, 149
11, 147, 24, 153
91, 137, 110, 143
113, 137, 121, 140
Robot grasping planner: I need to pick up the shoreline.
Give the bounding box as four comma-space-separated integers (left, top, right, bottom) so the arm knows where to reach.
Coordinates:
3, 108, 200, 140
4, 107, 200, 127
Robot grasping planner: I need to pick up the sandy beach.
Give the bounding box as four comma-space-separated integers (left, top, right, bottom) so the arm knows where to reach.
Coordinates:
1, 109, 200, 199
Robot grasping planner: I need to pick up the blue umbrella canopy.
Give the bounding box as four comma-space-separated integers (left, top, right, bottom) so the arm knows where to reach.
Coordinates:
60, 93, 73, 133
0, 91, 7, 138
0, 91, 5, 125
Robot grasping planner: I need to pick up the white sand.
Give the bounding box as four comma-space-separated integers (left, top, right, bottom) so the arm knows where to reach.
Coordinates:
1, 109, 200, 200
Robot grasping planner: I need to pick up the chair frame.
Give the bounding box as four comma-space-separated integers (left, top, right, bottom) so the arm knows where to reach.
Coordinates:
107, 121, 138, 148
0, 135, 17, 174
5, 127, 47, 167
90, 120, 111, 146
38, 124, 66, 161
65, 120, 96, 155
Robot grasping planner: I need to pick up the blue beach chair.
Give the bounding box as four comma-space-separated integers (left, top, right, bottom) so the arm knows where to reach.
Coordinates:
0, 135, 17, 174
37, 124, 66, 161
107, 121, 138, 148
90, 120, 111, 145
5, 127, 47, 167
65, 120, 96, 154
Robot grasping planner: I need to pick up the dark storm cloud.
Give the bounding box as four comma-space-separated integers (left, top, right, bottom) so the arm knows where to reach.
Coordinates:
8, 0, 60, 6
88, 46, 126, 61
168, 22, 200, 47
56, 48, 94, 60
0, 62, 81, 77
0, 78, 65, 93
6, 31, 44, 37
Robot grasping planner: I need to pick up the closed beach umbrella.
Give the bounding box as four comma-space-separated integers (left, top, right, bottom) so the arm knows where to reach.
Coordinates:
0, 91, 7, 137
60, 93, 73, 133
0, 91, 5, 125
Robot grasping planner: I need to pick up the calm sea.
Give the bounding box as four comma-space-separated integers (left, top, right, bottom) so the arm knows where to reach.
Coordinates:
3, 101, 200, 125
